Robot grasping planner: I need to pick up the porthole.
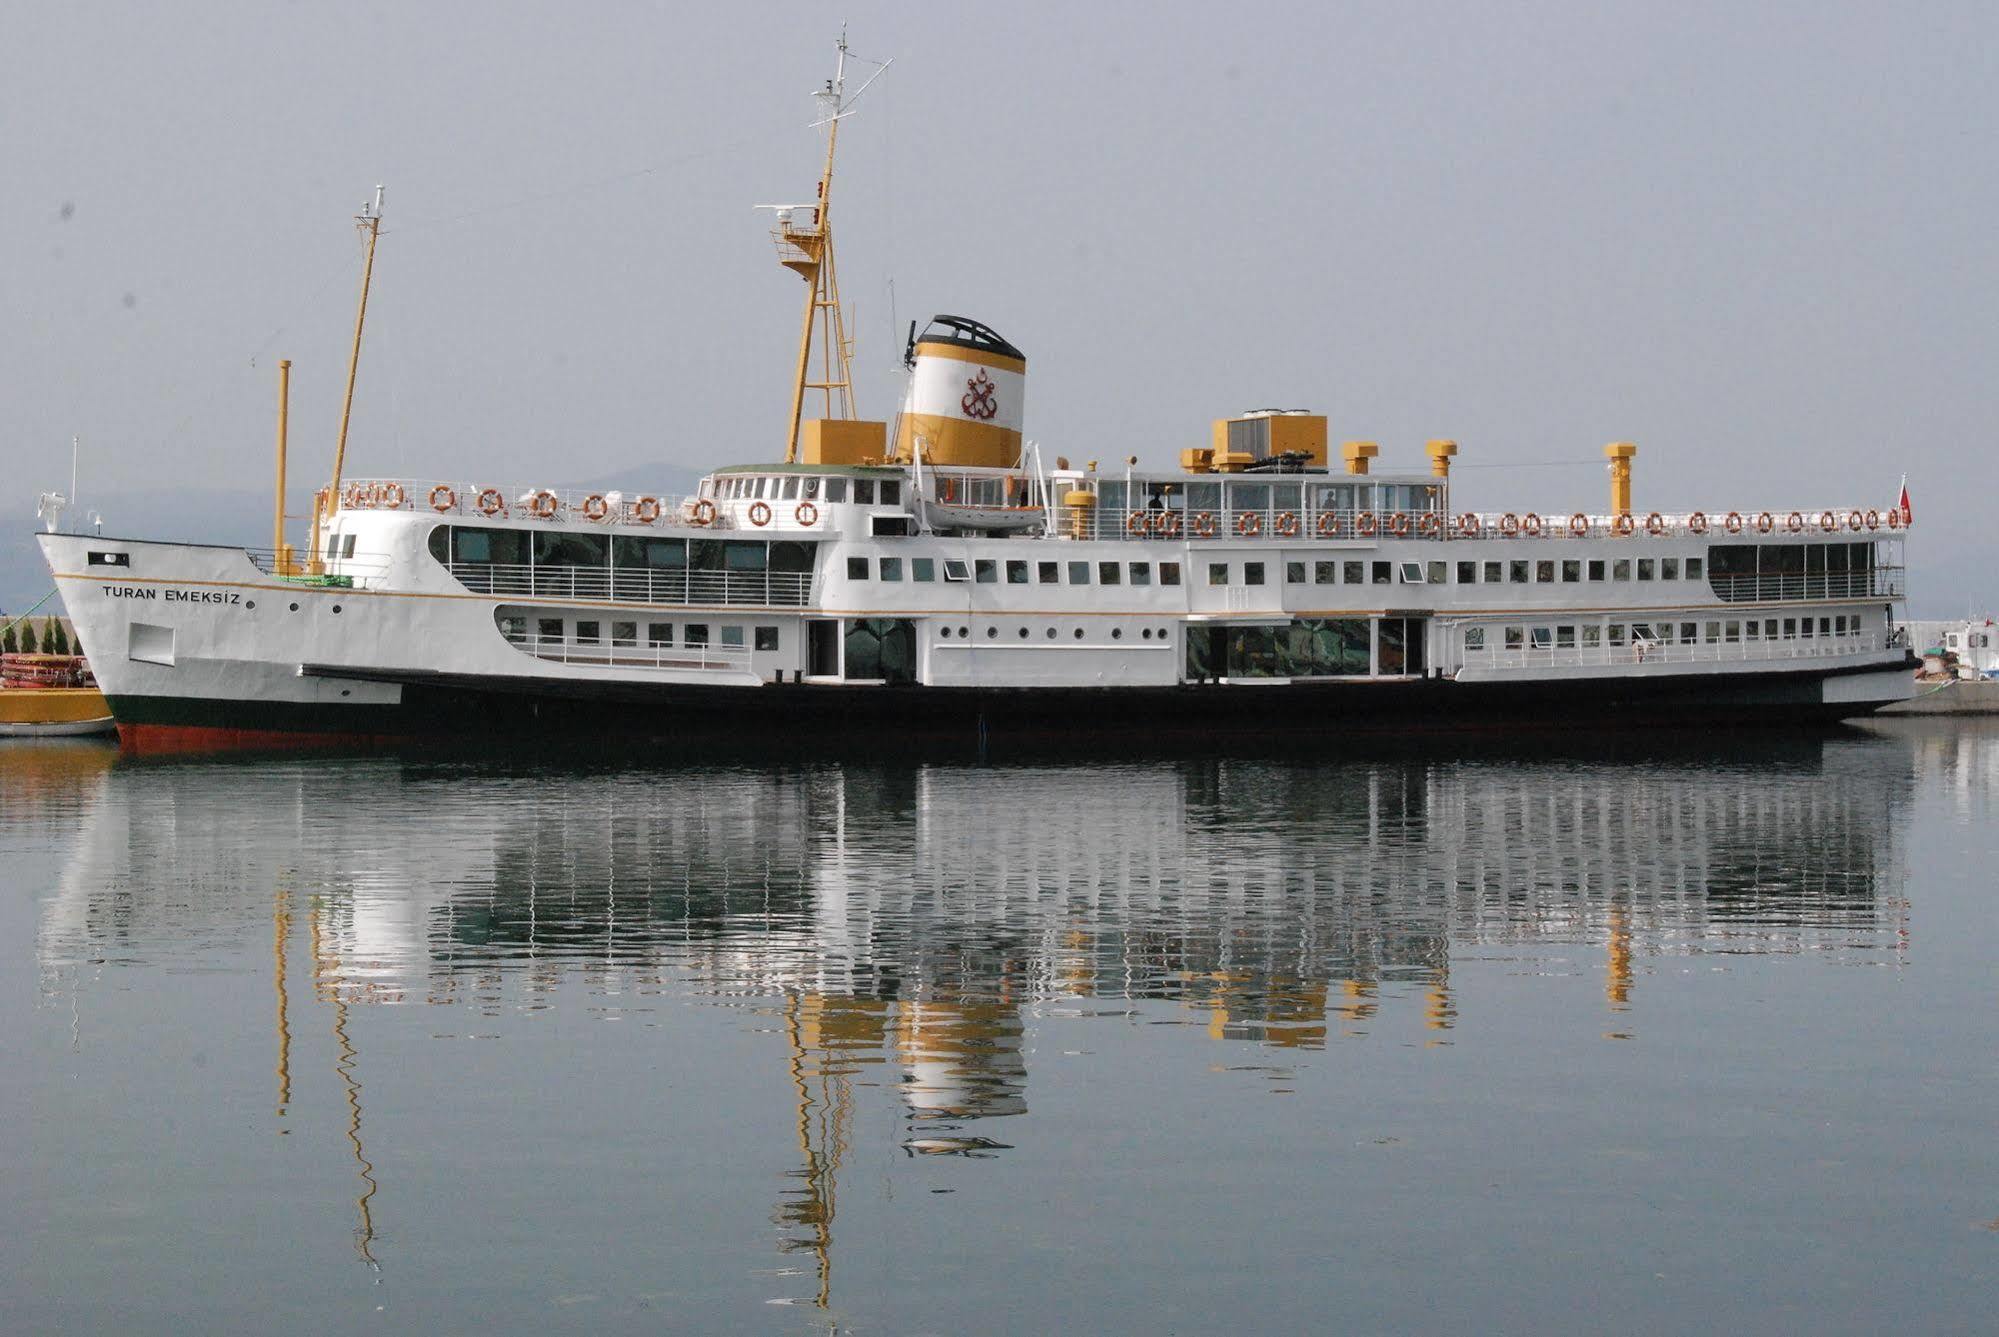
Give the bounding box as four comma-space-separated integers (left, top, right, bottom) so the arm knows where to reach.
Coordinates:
959, 626, 969, 637
1073, 628, 1084, 639
987, 627, 998, 639
1141, 628, 1152, 639
1046, 628, 1057, 639
1018, 627, 1029, 639
288, 602, 299, 612
1112, 627, 1123, 640
940, 626, 952, 639
331, 604, 343, 614
245, 600, 256, 610
1157, 628, 1170, 641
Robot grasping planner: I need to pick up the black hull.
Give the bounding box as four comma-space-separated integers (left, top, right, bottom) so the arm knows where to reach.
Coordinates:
107, 657, 1915, 758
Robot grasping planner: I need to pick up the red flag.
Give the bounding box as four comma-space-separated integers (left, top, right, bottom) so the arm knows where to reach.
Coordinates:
1898, 478, 1912, 525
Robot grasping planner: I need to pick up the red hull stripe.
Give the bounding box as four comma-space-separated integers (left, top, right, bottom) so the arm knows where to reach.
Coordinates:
116, 722, 403, 757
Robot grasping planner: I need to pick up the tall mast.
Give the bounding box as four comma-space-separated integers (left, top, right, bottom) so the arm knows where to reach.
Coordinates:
317, 185, 384, 563
764, 33, 888, 463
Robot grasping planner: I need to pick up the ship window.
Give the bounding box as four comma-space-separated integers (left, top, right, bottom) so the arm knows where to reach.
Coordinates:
725, 542, 768, 571
1345, 561, 1364, 584
912, 557, 936, 582
1582, 625, 1601, 648
1160, 562, 1181, 586
1504, 626, 1524, 649
781, 477, 800, 500
1456, 561, 1475, 584
1706, 621, 1722, 642
1286, 561, 1306, 585
1556, 625, 1576, 649
1783, 618, 1797, 638
1747, 620, 1762, 640
847, 557, 869, 580
1819, 617, 1831, 637
1508, 561, 1528, 584
1130, 563, 1152, 586
801, 477, 821, 500
1428, 561, 1447, 584
943, 559, 970, 582
1007, 560, 1029, 584
1632, 623, 1654, 642
1099, 561, 1123, 585
1480, 561, 1499, 583
615, 537, 688, 569
1609, 624, 1626, 646
1530, 627, 1552, 650
826, 478, 848, 503
1320, 561, 1342, 585
1464, 626, 1485, 650
1038, 561, 1060, 584
853, 479, 875, 504
1069, 561, 1091, 584
1661, 557, 1680, 580
613, 620, 637, 645
1536, 561, 1554, 583
1682, 623, 1698, 643
1399, 562, 1424, 584
1208, 563, 1229, 587
1638, 559, 1655, 581
451, 528, 485, 562
722, 626, 745, 648
1244, 562, 1264, 587
879, 557, 903, 581
577, 620, 601, 642
1562, 560, 1580, 582
1587, 559, 1606, 581
1372, 562, 1391, 585
1612, 559, 1631, 581
879, 481, 901, 505
535, 531, 609, 567
1726, 620, 1743, 642
1685, 557, 1703, 580
685, 623, 710, 647
975, 559, 998, 583
648, 622, 673, 646
537, 618, 562, 642
498, 615, 526, 640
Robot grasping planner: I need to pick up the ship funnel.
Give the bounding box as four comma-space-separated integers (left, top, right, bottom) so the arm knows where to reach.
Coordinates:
894, 315, 1025, 467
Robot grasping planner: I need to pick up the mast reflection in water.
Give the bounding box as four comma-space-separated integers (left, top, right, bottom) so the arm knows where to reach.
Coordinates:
25, 731, 1927, 1320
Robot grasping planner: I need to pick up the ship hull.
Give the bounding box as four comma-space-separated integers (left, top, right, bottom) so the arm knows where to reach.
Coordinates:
103, 659, 1916, 757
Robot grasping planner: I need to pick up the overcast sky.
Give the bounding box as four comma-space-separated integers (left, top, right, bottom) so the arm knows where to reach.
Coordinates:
4, 1, 1994, 612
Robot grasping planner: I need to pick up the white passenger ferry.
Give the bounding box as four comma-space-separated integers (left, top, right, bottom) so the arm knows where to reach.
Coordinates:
38, 39, 1915, 755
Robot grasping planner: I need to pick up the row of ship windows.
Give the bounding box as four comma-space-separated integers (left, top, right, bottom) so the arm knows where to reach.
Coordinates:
849, 556, 1187, 587
937, 625, 1172, 642
1273, 555, 1705, 587
502, 615, 780, 651
708, 475, 902, 505
1466, 614, 1864, 651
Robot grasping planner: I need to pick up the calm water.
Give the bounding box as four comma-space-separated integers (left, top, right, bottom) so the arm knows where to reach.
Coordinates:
7, 724, 1997, 1334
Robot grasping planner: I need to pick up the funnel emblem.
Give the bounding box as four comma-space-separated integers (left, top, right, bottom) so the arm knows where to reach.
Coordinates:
961, 370, 999, 421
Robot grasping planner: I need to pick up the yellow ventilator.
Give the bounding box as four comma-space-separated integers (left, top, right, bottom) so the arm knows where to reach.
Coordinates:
894, 315, 1026, 468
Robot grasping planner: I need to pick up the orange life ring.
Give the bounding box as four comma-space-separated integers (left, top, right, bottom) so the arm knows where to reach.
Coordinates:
1499, 512, 1520, 537
1886, 509, 1903, 529
1757, 511, 1775, 534
1275, 511, 1300, 538
1457, 513, 1481, 537
1317, 511, 1340, 537
1157, 510, 1183, 537
582, 493, 609, 521
795, 500, 819, 527
1416, 512, 1440, 537
1688, 511, 1709, 535
343, 484, 366, 510
1569, 512, 1589, 537
1612, 513, 1635, 537
1126, 510, 1150, 537
1521, 512, 1542, 537
1819, 510, 1837, 533
1846, 510, 1863, 532
691, 498, 717, 527
1724, 511, 1743, 534
1356, 511, 1379, 537
748, 500, 773, 527
634, 496, 661, 524
477, 487, 504, 517
1785, 511, 1804, 533
1645, 512, 1665, 536
379, 482, 406, 510
1193, 511, 1218, 538
530, 490, 559, 520
429, 484, 457, 513
1235, 512, 1263, 537
1864, 509, 1879, 531
1387, 512, 1411, 537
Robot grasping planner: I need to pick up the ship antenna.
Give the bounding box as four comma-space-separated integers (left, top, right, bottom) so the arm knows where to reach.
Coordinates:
314, 185, 385, 572
758, 33, 892, 463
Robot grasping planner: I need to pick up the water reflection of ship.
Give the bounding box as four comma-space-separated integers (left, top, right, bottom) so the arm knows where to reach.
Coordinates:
31, 737, 1927, 1307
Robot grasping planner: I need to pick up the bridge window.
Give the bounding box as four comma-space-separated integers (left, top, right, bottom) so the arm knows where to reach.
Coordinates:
1038, 561, 1059, 584
975, 559, 997, 583
879, 557, 903, 582
1007, 560, 1029, 584
1243, 562, 1264, 587
1131, 563, 1152, 586
1160, 562, 1182, 586
847, 557, 869, 580
912, 557, 936, 582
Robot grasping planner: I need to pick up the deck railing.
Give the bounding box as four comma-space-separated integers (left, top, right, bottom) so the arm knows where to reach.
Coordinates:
1457, 629, 1889, 674
503, 631, 752, 674
339, 479, 697, 527
1074, 505, 1910, 543
1709, 569, 1905, 603
452, 562, 812, 607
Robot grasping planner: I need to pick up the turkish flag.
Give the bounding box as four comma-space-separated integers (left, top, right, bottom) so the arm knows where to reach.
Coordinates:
1898, 481, 1913, 525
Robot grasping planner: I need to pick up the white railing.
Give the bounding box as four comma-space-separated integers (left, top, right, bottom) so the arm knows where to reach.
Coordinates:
1709, 569, 1905, 603
339, 479, 695, 527
451, 563, 812, 607
503, 631, 752, 674
1457, 630, 1888, 674
1062, 505, 1912, 544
